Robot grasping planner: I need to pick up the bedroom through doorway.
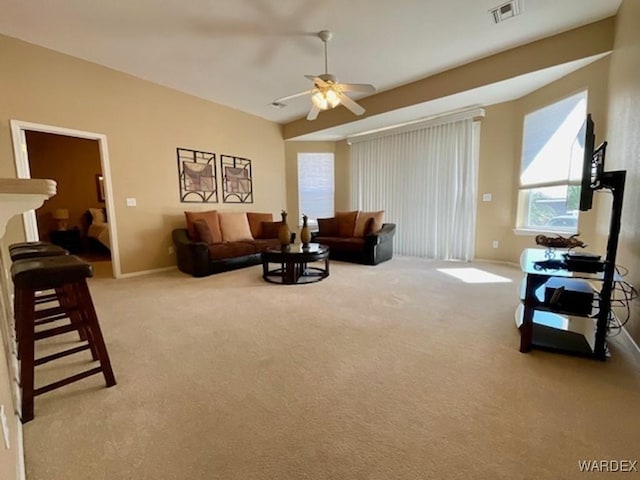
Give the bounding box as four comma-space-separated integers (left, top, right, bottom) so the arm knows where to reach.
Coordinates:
25, 131, 112, 277
10, 120, 120, 278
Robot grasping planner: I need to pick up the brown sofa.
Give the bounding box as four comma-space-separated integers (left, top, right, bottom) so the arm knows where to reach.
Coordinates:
311, 210, 396, 265
172, 211, 288, 277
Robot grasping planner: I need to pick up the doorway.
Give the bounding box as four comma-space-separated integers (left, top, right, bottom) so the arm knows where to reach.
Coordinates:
10, 120, 121, 278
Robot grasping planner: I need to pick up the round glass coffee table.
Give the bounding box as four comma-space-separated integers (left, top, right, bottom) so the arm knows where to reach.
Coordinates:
261, 243, 330, 284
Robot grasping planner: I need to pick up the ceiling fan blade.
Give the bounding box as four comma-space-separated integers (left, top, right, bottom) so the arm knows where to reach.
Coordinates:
338, 93, 366, 116
339, 83, 376, 94
305, 75, 329, 88
273, 90, 312, 103
307, 104, 321, 121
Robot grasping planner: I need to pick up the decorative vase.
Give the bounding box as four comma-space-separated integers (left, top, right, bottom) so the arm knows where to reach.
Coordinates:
300, 214, 311, 247
278, 210, 290, 248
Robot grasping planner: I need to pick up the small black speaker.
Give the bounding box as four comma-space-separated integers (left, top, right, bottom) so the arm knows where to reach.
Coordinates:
544, 278, 594, 315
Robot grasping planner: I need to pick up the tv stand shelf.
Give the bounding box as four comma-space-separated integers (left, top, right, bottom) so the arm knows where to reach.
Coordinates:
517, 248, 621, 360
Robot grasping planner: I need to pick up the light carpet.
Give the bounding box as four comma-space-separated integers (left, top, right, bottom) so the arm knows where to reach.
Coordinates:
23, 257, 640, 479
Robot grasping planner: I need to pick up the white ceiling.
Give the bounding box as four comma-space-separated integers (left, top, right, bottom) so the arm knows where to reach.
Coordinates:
0, 0, 621, 140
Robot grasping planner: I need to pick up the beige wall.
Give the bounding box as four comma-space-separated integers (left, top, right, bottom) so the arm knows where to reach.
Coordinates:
475, 100, 520, 261
604, 0, 640, 341
475, 57, 612, 261
26, 132, 103, 241
0, 33, 286, 275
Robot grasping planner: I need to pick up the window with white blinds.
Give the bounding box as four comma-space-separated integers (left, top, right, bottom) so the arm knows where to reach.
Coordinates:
297, 153, 334, 226
349, 112, 481, 261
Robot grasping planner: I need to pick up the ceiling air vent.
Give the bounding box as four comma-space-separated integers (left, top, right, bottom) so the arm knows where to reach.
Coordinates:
490, 0, 523, 24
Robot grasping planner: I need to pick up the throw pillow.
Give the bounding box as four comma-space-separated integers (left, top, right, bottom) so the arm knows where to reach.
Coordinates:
317, 217, 338, 237
218, 212, 253, 242
246, 212, 273, 239
193, 219, 214, 244
89, 208, 106, 225
354, 211, 385, 237
184, 210, 222, 243
336, 211, 359, 238
260, 221, 282, 239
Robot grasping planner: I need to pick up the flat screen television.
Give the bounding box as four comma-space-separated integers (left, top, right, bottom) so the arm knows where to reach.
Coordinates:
578, 114, 607, 211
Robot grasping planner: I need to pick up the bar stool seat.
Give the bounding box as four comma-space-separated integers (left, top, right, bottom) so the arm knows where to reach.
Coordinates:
12, 255, 116, 422
10, 243, 68, 262
8, 241, 53, 253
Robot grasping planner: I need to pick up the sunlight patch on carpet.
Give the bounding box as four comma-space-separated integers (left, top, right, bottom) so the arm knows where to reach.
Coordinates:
437, 267, 512, 284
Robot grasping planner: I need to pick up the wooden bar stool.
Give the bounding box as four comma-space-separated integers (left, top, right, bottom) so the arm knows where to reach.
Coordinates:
9, 243, 71, 349
11, 255, 116, 422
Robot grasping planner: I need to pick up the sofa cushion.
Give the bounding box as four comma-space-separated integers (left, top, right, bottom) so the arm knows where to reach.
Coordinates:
251, 238, 281, 252
207, 241, 257, 260
317, 217, 338, 237
247, 212, 273, 239
315, 237, 366, 252
336, 211, 359, 238
354, 210, 385, 237
260, 221, 282, 239
218, 212, 253, 242
185, 210, 222, 243
193, 219, 215, 245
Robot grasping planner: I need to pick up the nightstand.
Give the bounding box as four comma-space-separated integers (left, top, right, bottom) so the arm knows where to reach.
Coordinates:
50, 228, 82, 254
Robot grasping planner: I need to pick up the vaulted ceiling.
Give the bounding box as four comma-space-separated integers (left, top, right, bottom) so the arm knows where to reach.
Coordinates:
0, 0, 621, 140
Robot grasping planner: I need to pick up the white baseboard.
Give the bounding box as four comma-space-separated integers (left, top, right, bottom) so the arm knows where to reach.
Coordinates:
474, 257, 520, 268
619, 324, 640, 358
118, 266, 177, 279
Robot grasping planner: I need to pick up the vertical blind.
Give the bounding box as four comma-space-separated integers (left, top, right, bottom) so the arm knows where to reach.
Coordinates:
297, 153, 334, 226
350, 116, 480, 261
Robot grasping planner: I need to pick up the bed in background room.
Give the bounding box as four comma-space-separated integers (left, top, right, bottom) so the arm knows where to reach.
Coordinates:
85, 207, 111, 252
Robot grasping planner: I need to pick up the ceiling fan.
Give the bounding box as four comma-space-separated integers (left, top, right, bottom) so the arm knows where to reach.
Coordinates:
273, 30, 376, 120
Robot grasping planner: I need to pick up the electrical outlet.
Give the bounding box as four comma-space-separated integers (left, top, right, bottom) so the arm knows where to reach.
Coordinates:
492, 240, 499, 249
126, 198, 137, 207
0, 404, 9, 449
482, 193, 492, 202
168, 246, 174, 255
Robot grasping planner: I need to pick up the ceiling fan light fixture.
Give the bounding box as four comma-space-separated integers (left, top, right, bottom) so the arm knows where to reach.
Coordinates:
275, 30, 372, 120
311, 89, 328, 110
325, 88, 340, 108
311, 87, 340, 110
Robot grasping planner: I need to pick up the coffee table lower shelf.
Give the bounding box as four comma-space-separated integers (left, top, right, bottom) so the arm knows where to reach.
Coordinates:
261, 243, 330, 285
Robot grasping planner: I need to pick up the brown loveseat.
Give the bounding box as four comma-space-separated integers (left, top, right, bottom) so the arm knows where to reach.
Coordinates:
311, 210, 396, 265
172, 211, 287, 277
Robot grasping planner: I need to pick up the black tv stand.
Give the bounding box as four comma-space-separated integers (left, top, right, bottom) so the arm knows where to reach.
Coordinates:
594, 169, 625, 358
517, 169, 626, 360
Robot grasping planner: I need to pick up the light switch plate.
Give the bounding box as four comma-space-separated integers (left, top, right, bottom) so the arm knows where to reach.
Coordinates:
482, 193, 492, 202
126, 198, 137, 207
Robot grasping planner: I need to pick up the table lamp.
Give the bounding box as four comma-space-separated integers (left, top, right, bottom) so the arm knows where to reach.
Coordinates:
52, 208, 69, 230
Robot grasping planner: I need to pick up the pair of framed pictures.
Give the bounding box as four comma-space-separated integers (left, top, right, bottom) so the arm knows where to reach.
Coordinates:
177, 148, 253, 204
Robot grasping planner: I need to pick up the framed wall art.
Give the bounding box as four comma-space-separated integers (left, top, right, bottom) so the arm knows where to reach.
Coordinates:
221, 155, 253, 203
177, 147, 218, 203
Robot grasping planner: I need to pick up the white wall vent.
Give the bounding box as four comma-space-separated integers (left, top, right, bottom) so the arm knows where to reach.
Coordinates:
490, 0, 523, 24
